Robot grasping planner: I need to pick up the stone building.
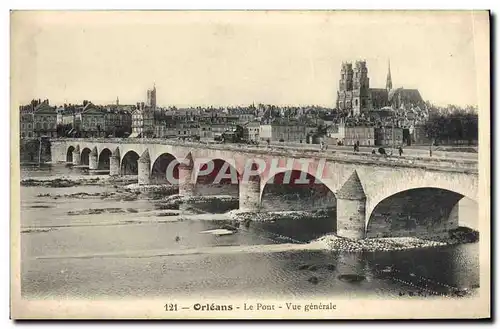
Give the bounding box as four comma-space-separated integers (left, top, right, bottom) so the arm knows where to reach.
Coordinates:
154, 122, 179, 138
374, 126, 404, 146
325, 120, 346, 145
33, 100, 58, 138
336, 61, 371, 115
104, 106, 132, 137
130, 84, 158, 138
131, 102, 154, 138
260, 119, 307, 143
154, 112, 201, 139
20, 99, 57, 138
146, 84, 157, 109
75, 101, 106, 137
199, 123, 213, 139
173, 123, 200, 138
344, 125, 375, 146
19, 103, 35, 139
225, 107, 257, 124
199, 115, 239, 139
56, 101, 130, 138
243, 121, 260, 142
336, 60, 424, 114
59, 106, 77, 127
388, 88, 424, 110
210, 123, 235, 139
199, 123, 235, 140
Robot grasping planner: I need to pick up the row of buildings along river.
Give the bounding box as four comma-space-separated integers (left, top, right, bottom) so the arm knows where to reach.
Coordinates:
19, 60, 432, 147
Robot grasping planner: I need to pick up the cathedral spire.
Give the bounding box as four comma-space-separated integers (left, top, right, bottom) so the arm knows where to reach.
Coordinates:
386, 59, 393, 91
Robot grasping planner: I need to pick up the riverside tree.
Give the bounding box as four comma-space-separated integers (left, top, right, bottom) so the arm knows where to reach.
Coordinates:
424, 104, 478, 146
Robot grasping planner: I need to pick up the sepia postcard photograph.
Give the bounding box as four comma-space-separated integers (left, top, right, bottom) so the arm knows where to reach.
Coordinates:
9, 9, 491, 320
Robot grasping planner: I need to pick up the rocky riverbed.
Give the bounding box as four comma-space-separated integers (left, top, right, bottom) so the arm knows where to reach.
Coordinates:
162, 194, 239, 213
22, 175, 478, 253
313, 229, 479, 253
227, 209, 333, 222
21, 175, 138, 188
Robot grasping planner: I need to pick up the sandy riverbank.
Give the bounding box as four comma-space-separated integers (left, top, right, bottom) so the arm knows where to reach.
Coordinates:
34, 240, 326, 260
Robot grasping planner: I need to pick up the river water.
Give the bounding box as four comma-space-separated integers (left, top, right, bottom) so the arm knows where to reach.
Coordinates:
20, 164, 479, 300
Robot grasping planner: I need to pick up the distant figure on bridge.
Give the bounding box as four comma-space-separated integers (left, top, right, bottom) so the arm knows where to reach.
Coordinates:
378, 147, 387, 156
372, 149, 376, 155
398, 146, 403, 156
266, 139, 270, 147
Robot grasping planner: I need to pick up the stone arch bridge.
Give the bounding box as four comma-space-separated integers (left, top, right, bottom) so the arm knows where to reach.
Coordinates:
52, 138, 479, 240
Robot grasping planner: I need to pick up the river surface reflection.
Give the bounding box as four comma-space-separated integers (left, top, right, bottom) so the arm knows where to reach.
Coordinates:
20, 164, 479, 299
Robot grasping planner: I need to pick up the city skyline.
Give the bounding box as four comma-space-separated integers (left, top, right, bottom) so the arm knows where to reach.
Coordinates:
11, 11, 486, 108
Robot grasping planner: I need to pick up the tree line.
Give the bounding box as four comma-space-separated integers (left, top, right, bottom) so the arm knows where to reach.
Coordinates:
423, 104, 478, 145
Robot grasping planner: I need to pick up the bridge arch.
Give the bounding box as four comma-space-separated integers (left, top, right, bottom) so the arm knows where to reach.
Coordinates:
366, 187, 476, 238
66, 146, 75, 163
98, 148, 112, 170
121, 150, 140, 175
80, 147, 92, 166
362, 168, 478, 227
260, 169, 337, 212
151, 152, 179, 184
194, 158, 241, 197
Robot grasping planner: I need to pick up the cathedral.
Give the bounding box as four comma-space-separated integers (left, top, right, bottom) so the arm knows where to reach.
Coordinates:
336, 60, 423, 115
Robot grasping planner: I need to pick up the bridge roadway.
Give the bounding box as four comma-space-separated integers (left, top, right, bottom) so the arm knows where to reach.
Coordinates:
51, 138, 479, 240
200, 138, 478, 162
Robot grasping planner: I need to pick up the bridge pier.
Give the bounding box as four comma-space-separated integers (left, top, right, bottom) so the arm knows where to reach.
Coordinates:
336, 171, 366, 240
89, 147, 98, 170
337, 252, 366, 276
109, 147, 120, 176
138, 149, 151, 185
72, 145, 81, 165
179, 153, 195, 197
239, 162, 261, 212
239, 176, 261, 212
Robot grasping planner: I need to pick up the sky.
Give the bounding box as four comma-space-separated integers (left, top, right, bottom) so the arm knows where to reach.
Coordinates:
11, 11, 488, 108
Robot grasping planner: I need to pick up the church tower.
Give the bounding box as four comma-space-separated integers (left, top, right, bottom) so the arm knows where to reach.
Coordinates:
147, 83, 157, 109
352, 60, 370, 115
336, 62, 354, 110
338, 62, 353, 92
386, 59, 393, 92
